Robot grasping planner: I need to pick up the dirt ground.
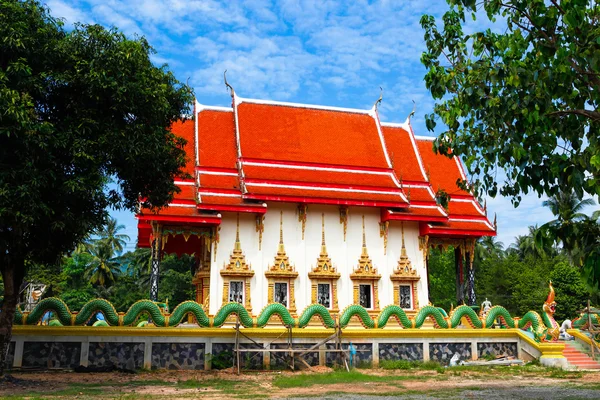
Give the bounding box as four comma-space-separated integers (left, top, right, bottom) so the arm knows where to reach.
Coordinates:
1, 368, 600, 399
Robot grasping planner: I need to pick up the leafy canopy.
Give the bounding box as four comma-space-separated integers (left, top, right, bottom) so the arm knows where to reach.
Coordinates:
421, 0, 600, 204
0, 0, 193, 270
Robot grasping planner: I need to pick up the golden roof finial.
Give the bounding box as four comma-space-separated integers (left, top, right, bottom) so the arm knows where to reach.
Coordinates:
321, 213, 326, 246
234, 213, 241, 251
278, 210, 285, 254
401, 221, 407, 257
361, 215, 368, 256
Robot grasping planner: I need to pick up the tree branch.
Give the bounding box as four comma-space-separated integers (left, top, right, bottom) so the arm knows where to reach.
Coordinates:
548, 109, 600, 121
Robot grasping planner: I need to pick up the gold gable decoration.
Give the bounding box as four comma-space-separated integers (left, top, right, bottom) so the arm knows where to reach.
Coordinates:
391, 223, 420, 282
391, 222, 420, 310
265, 211, 298, 313
220, 214, 254, 312
308, 214, 340, 312
350, 216, 381, 311
350, 216, 381, 281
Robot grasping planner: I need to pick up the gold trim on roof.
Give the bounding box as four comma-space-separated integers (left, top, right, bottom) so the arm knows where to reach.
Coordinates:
256, 214, 265, 250
379, 221, 389, 255
339, 206, 348, 241
298, 204, 308, 240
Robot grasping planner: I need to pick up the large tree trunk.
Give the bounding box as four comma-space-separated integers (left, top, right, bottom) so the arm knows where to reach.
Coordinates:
0, 259, 25, 377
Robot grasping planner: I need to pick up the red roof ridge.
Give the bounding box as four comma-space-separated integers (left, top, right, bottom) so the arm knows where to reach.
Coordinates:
235, 95, 373, 115
240, 157, 395, 174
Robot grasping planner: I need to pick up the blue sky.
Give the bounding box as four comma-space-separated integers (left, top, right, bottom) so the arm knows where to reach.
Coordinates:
46, 0, 598, 252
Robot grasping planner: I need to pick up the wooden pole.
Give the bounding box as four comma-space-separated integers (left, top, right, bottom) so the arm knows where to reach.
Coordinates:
589, 300, 594, 360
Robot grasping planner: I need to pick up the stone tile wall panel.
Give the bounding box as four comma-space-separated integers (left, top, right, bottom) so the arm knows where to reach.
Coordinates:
429, 343, 472, 365
379, 343, 423, 361
151, 343, 205, 370
88, 342, 143, 370
22, 341, 80, 369
326, 343, 372, 368
270, 343, 319, 369
211, 343, 263, 370
477, 342, 518, 358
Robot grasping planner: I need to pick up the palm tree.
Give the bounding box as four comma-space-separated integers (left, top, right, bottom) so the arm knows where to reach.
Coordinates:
476, 236, 505, 260
94, 217, 130, 256
85, 241, 121, 286
541, 192, 596, 259
510, 225, 552, 260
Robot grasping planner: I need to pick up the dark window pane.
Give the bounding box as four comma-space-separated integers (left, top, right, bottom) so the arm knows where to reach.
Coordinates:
359, 284, 371, 309
274, 282, 288, 307
317, 283, 331, 308
399, 285, 412, 309
229, 281, 244, 304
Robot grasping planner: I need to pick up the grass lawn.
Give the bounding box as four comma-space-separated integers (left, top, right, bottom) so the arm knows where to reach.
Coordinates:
1, 364, 599, 399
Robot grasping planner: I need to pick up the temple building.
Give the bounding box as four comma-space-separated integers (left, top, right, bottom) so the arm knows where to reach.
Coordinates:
136, 88, 496, 318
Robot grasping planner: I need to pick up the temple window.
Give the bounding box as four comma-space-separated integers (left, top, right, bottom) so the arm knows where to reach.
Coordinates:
399, 285, 412, 309
350, 216, 381, 311
359, 284, 373, 309
265, 211, 298, 313
308, 214, 340, 311
229, 281, 244, 304
317, 283, 331, 308
274, 282, 289, 307
220, 214, 254, 312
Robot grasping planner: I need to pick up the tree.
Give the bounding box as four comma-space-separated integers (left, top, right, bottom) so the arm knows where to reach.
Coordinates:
85, 242, 121, 287
540, 192, 595, 258
0, 0, 193, 375
421, 1, 600, 203
550, 262, 589, 322
92, 217, 130, 256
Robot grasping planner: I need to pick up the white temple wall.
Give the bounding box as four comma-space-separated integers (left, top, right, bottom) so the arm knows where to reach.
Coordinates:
209, 203, 428, 315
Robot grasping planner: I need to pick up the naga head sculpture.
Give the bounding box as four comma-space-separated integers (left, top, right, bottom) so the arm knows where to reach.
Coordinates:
543, 281, 557, 316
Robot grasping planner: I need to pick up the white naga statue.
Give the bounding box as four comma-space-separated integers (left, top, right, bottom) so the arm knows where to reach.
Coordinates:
481, 298, 492, 317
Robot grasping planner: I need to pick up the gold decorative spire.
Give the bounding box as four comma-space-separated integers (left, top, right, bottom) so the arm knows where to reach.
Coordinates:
267, 211, 296, 276
310, 214, 339, 278
391, 222, 419, 280
221, 213, 253, 276
351, 216, 380, 278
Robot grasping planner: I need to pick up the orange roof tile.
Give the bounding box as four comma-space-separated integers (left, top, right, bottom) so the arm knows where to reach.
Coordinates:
415, 138, 470, 196
381, 124, 428, 182
236, 101, 391, 169
197, 109, 237, 169
242, 162, 397, 188
171, 119, 195, 177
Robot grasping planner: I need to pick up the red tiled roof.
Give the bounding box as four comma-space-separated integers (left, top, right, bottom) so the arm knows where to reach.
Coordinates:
381, 124, 428, 182
137, 95, 496, 240
236, 101, 391, 168
171, 119, 195, 177
197, 109, 236, 169
415, 138, 470, 196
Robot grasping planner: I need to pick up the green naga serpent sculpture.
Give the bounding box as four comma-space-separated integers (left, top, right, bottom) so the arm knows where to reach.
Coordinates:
6, 282, 572, 342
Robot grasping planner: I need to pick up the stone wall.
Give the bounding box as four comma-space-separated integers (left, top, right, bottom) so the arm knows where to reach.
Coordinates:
211, 343, 264, 370
88, 342, 144, 370
22, 341, 80, 369
151, 343, 205, 370
5, 342, 15, 369
326, 343, 373, 368
270, 343, 318, 369
477, 342, 518, 358
429, 342, 471, 365
379, 343, 423, 362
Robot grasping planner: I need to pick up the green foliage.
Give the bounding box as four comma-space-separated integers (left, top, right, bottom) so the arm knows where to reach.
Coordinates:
428, 247, 456, 310
380, 360, 443, 371
421, 1, 600, 203
551, 262, 588, 321
155, 254, 195, 309
0, 0, 192, 372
